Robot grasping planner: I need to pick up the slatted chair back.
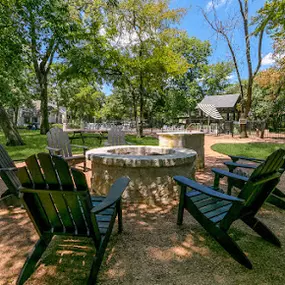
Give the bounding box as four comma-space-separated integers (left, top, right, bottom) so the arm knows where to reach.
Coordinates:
221, 149, 285, 230
107, 127, 126, 145
47, 127, 73, 157
0, 144, 21, 196
18, 153, 102, 242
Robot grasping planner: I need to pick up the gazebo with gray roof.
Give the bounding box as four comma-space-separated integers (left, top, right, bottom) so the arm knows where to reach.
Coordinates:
198, 94, 241, 120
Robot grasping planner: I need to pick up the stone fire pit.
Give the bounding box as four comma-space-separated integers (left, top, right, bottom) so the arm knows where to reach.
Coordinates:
86, 146, 196, 205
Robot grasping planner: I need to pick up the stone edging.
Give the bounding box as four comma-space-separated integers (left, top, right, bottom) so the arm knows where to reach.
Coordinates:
86, 145, 196, 168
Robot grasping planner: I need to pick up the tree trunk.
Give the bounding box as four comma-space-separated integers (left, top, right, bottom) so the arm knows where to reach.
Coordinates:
240, 122, 247, 138
40, 78, 49, 134
131, 91, 139, 135
138, 75, 144, 138
239, 113, 248, 138
14, 107, 19, 126
0, 106, 25, 146
56, 99, 60, 123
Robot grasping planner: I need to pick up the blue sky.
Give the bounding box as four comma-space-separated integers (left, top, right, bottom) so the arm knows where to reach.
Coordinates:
103, 0, 273, 95
170, 0, 274, 80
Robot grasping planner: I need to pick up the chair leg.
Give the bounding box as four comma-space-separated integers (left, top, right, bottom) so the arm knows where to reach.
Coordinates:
117, 200, 123, 233
17, 238, 51, 285
177, 185, 186, 225
266, 194, 285, 210
225, 166, 236, 195
242, 216, 281, 247
273, 187, 285, 198
88, 243, 108, 285
88, 255, 102, 285
213, 228, 253, 269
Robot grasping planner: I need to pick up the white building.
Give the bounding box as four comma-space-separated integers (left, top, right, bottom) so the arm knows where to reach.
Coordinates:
17, 100, 66, 128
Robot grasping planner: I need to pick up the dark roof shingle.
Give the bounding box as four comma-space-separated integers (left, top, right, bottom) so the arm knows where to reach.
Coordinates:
199, 94, 240, 108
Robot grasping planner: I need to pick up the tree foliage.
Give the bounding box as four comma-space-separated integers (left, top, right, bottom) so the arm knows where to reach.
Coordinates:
203, 62, 233, 95
103, 0, 189, 136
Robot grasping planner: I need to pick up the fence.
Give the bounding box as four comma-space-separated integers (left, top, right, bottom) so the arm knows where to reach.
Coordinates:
65, 119, 285, 139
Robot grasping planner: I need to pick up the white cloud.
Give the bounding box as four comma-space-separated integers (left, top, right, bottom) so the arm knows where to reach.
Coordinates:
206, 0, 229, 11
226, 74, 235, 80
261, 53, 275, 66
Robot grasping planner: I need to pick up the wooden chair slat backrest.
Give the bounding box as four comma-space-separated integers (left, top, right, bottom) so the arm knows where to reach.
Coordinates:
0, 144, 21, 195
220, 149, 285, 230
18, 153, 101, 241
240, 149, 285, 205
47, 127, 73, 157
0, 145, 15, 168
52, 155, 74, 190
26, 155, 46, 189
37, 153, 60, 190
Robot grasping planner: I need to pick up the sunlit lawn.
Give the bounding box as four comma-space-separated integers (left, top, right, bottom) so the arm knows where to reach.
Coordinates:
212, 142, 285, 159
0, 130, 158, 161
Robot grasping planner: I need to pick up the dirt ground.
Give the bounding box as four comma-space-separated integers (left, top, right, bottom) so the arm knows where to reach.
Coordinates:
1, 135, 285, 285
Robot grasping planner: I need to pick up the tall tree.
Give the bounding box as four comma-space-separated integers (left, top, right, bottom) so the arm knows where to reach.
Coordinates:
106, 0, 189, 137
0, 0, 25, 145
8, 0, 114, 134
165, 36, 211, 120
252, 68, 285, 134
13, 0, 85, 134
202, 0, 266, 137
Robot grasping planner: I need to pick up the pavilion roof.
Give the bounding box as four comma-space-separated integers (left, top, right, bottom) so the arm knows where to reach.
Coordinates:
199, 94, 240, 109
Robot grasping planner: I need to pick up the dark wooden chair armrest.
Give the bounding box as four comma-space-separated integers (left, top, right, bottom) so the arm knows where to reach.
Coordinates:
13, 158, 24, 162
91, 177, 130, 214
229, 155, 265, 163
0, 167, 18, 172
70, 144, 89, 150
212, 168, 249, 182
46, 146, 62, 153
224, 161, 258, 170
174, 176, 245, 203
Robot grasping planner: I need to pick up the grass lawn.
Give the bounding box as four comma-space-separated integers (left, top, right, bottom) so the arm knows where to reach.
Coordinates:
0, 130, 158, 161
212, 142, 285, 159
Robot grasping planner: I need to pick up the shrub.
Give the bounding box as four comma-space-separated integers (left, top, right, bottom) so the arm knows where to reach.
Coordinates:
50, 123, 63, 129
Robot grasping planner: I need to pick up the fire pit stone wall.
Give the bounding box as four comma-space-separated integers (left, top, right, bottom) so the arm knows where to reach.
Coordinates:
86, 146, 196, 206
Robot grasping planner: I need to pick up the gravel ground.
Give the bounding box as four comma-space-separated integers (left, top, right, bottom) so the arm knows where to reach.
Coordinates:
1, 135, 285, 285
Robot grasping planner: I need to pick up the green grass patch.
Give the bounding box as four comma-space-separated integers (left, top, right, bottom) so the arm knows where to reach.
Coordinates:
0, 130, 158, 161
211, 142, 285, 159
125, 134, 158, 145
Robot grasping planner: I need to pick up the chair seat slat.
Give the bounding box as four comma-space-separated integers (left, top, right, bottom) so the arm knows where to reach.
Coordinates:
204, 204, 232, 219
199, 200, 232, 214
95, 215, 113, 222
189, 193, 210, 202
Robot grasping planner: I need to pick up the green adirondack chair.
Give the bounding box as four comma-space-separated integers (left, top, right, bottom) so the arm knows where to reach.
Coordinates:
224, 153, 285, 209
174, 148, 285, 269
0, 144, 22, 206
16, 152, 130, 285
